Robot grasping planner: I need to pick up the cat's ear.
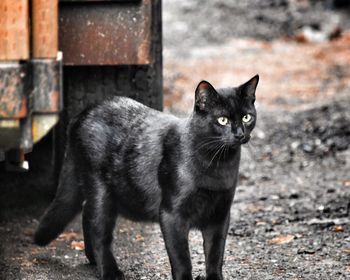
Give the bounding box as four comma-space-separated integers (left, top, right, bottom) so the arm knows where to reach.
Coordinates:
239, 74, 259, 100
194, 81, 218, 112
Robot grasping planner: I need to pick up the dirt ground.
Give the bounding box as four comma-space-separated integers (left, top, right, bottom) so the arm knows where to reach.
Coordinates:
0, 97, 350, 280
1, 1, 350, 279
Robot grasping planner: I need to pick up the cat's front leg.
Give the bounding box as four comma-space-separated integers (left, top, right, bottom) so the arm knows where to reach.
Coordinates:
160, 210, 193, 280
201, 213, 230, 280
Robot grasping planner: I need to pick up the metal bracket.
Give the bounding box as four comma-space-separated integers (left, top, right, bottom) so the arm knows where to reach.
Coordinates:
0, 53, 63, 154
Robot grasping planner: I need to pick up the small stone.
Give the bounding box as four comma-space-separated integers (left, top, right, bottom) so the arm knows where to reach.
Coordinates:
289, 193, 299, 199
297, 248, 316, 255
302, 143, 314, 153
261, 175, 271, 181
291, 141, 300, 150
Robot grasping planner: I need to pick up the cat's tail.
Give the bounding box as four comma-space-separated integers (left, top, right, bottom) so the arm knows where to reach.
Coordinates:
34, 150, 83, 246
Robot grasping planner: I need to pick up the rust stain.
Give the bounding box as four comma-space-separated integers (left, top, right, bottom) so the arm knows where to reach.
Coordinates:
59, 0, 152, 65
16, 96, 27, 118
0, 64, 27, 118
32, 117, 44, 143
137, 38, 151, 65
0, 0, 29, 60
32, 0, 58, 58
32, 121, 38, 142
32, 114, 59, 143
32, 58, 61, 113
49, 89, 60, 112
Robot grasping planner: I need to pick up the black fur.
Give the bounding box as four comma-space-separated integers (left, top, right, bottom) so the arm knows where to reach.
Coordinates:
34, 75, 259, 280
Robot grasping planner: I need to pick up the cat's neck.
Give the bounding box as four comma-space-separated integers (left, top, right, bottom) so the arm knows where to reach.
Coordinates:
194, 140, 241, 170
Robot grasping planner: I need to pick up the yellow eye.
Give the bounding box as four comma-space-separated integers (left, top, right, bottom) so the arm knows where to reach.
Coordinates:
242, 114, 252, 123
217, 117, 229, 126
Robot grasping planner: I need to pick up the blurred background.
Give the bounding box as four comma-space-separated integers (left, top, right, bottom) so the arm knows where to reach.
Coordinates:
0, 0, 349, 279
163, 0, 350, 112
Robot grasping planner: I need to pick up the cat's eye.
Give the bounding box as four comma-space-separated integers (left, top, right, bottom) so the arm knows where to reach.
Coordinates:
242, 114, 252, 123
217, 117, 229, 126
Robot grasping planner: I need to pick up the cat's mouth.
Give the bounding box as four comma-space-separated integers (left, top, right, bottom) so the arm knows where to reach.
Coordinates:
228, 135, 250, 148
239, 135, 251, 145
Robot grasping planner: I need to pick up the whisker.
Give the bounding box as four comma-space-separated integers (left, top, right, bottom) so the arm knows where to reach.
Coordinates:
216, 144, 227, 168
194, 138, 223, 153
223, 143, 229, 161
195, 140, 221, 151
208, 143, 225, 169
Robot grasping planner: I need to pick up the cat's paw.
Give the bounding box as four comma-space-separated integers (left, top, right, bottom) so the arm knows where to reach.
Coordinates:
102, 269, 125, 280
116, 271, 125, 280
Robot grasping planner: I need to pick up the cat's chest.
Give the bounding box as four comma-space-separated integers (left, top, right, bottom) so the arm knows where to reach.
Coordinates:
194, 162, 239, 191
192, 148, 241, 191
181, 188, 234, 228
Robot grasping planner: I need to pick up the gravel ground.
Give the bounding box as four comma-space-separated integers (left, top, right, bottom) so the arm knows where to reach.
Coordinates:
0, 95, 349, 280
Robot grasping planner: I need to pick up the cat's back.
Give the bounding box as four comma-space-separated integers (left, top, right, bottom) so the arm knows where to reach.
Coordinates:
69, 96, 178, 165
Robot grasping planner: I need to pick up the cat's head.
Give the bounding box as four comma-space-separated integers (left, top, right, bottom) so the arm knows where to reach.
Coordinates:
192, 75, 259, 149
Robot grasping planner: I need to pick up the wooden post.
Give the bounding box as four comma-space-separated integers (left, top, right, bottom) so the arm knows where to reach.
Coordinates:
32, 0, 58, 58
0, 0, 30, 60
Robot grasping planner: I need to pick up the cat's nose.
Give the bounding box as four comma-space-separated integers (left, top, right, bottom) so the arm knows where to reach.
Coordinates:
234, 127, 245, 140
235, 133, 245, 140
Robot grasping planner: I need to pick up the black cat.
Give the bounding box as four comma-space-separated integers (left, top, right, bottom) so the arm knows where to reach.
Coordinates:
34, 75, 259, 280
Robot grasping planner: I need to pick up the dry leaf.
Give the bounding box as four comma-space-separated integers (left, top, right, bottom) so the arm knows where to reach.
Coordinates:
342, 248, 350, 254
342, 180, 350, 187
21, 260, 34, 267
23, 228, 34, 237
268, 234, 295, 245
135, 234, 144, 242
334, 225, 344, 232
71, 241, 85, 251
256, 220, 267, 226
58, 231, 78, 241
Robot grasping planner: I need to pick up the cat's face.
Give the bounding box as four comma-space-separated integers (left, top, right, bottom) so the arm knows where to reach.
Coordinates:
193, 75, 259, 150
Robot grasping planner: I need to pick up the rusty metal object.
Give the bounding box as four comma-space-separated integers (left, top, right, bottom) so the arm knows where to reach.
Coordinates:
0, 63, 28, 118
20, 115, 33, 150
32, 114, 59, 143
0, 0, 29, 60
0, 53, 62, 152
0, 0, 62, 163
32, 0, 59, 58
31, 53, 62, 144
0, 119, 20, 128
0, 120, 21, 150
32, 53, 63, 113
59, 0, 152, 65
0, 117, 33, 151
